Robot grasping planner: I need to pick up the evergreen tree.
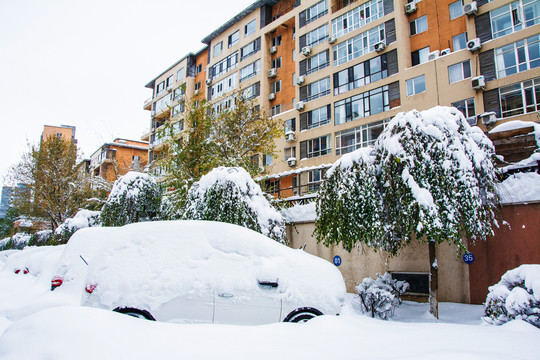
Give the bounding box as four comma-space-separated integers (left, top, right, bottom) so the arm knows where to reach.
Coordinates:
183, 167, 287, 244
315, 106, 499, 318
101, 171, 162, 227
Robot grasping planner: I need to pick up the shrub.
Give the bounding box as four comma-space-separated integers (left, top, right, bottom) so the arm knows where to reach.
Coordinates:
484, 264, 540, 328
356, 272, 409, 320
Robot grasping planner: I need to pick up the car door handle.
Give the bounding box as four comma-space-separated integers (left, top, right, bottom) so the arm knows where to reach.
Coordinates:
218, 293, 233, 298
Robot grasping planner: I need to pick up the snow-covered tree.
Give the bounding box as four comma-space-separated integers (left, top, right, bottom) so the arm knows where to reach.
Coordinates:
315, 148, 384, 251
182, 167, 286, 244
101, 172, 161, 227
54, 209, 101, 243
484, 264, 540, 328
156, 88, 282, 218
356, 272, 409, 320
316, 106, 499, 318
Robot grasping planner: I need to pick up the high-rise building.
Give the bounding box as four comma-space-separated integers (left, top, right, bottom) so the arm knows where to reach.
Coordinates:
143, 0, 540, 198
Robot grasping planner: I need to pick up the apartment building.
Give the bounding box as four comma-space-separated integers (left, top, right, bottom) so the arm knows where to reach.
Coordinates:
41, 125, 77, 143
143, 0, 539, 198
89, 138, 149, 182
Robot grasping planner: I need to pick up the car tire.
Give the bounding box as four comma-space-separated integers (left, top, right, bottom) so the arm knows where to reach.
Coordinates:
113, 307, 155, 321
283, 307, 323, 323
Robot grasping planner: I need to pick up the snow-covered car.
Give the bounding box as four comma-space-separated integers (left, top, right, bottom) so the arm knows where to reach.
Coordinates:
50, 227, 112, 291
82, 220, 346, 324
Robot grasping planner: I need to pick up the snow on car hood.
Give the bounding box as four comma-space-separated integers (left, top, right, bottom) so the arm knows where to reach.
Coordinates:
84, 220, 346, 312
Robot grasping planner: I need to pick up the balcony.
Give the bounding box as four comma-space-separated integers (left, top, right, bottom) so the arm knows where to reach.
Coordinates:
331, 0, 357, 13
143, 97, 153, 110
91, 149, 116, 168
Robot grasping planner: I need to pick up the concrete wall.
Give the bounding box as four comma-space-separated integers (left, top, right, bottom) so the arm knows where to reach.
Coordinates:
287, 221, 470, 302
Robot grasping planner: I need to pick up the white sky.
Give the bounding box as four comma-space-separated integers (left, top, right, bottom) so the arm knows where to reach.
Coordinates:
0, 0, 255, 184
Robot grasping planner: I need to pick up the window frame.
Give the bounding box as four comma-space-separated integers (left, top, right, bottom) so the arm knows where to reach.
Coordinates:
228, 30, 240, 48
244, 19, 256, 37
409, 15, 428, 36
406, 75, 426, 96
448, 60, 472, 83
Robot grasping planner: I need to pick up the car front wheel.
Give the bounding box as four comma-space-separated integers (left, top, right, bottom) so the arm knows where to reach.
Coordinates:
283, 307, 323, 323
113, 307, 155, 321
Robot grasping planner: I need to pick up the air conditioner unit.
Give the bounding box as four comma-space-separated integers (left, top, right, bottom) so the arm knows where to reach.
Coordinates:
467, 38, 482, 52
268, 68, 278, 78
206, 79, 212, 85
427, 50, 440, 61
374, 41, 386, 53
478, 112, 497, 126
285, 131, 296, 141
301, 46, 311, 56
405, 2, 417, 14
296, 75, 305, 85
270, 46, 277, 54
295, 101, 305, 111
328, 36, 336, 44
287, 158, 297, 167
463, 1, 478, 16
471, 75, 486, 90
268, 92, 276, 101
440, 48, 451, 56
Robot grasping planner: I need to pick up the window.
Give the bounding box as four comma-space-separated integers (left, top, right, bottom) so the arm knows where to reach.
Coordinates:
300, 50, 330, 76
194, 82, 201, 91
300, 77, 330, 102
303, 135, 331, 158
284, 118, 296, 133
334, 85, 390, 125
303, 24, 329, 47
172, 103, 185, 117
272, 57, 282, 69
195, 64, 202, 75
228, 30, 239, 47
299, 105, 331, 130
499, 77, 540, 117
448, 60, 471, 83
307, 169, 326, 192
265, 179, 279, 193
452, 33, 468, 51
56, 133, 62, 138
176, 68, 185, 81
333, 53, 389, 95
240, 38, 261, 60
449, 0, 464, 20
272, 35, 282, 47
490, 0, 540, 39
271, 80, 281, 93
301, 0, 328, 26
209, 73, 238, 100
391, 273, 429, 295
132, 155, 141, 162
245, 19, 256, 37
332, 0, 384, 38
495, 35, 540, 78
166, 75, 174, 88
409, 15, 428, 36
173, 86, 185, 100
284, 146, 296, 160
243, 82, 260, 99
262, 154, 273, 166
210, 52, 239, 79
156, 81, 165, 96
335, 119, 388, 155
154, 93, 172, 113
271, 104, 282, 116
213, 42, 223, 57
411, 46, 430, 66
406, 75, 426, 96
452, 98, 476, 120
172, 120, 184, 133
239, 59, 260, 82
333, 24, 386, 66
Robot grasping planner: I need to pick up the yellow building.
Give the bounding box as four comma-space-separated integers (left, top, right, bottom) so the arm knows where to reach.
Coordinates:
41, 125, 77, 143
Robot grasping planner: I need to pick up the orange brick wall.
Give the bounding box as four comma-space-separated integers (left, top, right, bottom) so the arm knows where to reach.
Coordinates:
270, 17, 296, 112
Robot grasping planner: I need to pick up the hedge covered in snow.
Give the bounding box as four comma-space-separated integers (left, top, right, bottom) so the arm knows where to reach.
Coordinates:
484, 264, 540, 328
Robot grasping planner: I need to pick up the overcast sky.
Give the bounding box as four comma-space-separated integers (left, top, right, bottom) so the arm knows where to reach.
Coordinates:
0, 0, 255, 185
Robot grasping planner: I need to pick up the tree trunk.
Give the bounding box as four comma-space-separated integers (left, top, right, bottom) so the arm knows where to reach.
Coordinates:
428, 240, 439, 319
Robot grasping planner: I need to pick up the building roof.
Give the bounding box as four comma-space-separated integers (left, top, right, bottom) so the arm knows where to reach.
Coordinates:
201, 0, 280, 44
144, 53, 195, 89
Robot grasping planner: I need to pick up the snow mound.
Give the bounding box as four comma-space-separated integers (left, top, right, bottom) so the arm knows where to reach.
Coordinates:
498, 172, 540, 204
484, 264, 540, 328
84, 220, 346, 314
55, 210, 100, 234
281, 202, 316, 223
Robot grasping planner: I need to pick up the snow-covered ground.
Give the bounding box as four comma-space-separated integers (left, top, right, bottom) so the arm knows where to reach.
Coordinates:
0, 246, 538, 359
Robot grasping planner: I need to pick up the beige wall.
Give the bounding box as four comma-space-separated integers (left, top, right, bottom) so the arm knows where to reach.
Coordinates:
288, 221, 471, 303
